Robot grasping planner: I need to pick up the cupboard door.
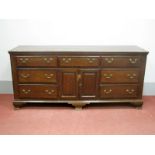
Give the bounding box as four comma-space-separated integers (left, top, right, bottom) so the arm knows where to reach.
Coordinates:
79, 70, 99, 99
60, 69, 78, 99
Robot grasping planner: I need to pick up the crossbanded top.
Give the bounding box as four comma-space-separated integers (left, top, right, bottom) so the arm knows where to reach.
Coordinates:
9, 45, 148, 53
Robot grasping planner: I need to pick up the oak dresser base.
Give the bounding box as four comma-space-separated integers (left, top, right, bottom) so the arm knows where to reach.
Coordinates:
9, 45, 148, 110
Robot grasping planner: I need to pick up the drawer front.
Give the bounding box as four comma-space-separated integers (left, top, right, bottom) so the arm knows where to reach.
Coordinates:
101, 69, 139, 83
100, 84, 139, 99
18, 69, 57, 83
59, 56, 100, 67
16, 56, 57, 67
19, 85, 58, 99
102, 56, 140, 67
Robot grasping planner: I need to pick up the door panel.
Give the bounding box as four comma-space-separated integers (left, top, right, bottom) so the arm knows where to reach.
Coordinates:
79, 70, 99, 99
60, 69, 78, 99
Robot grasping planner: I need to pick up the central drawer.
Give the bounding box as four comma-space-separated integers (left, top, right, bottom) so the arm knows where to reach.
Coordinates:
18, 69, 57, 83
59, 56, 100, 67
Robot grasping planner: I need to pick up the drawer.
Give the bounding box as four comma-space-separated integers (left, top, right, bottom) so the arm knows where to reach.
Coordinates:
59, 56, 100, 67
18, 85, 58, 99
102, 56, 140, 67
16, 56, 57, 67
101, 69, 139, 83
18, 69, 57, 83
100, 84, 139, 99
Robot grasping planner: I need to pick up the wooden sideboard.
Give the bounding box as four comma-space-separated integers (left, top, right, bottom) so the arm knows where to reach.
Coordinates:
9, 46, 148, 109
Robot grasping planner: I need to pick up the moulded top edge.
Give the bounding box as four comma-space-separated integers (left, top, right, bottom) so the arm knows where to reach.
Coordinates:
8, 45, 149, 53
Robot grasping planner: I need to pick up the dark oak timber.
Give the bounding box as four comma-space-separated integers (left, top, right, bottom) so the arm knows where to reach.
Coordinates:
9, 45, 148, 109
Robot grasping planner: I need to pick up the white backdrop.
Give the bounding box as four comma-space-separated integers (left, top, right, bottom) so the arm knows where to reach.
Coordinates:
0, 0, 155, 154
0, 19, 154, 82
